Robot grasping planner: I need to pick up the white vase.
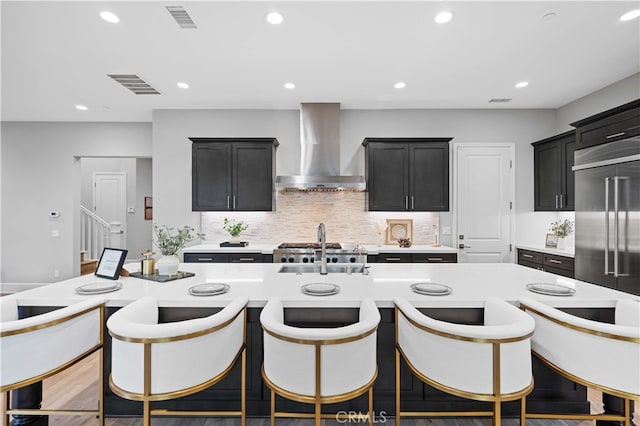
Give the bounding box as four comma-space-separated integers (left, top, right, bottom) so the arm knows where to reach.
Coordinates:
557, 237, 566, 250
157, 254, 179, 276
229, 235, 241, 243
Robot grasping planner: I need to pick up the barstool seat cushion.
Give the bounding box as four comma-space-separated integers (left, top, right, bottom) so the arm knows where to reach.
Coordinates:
394, 297, 534, 395
519, 297, 640, 396
107, 295, 248, 395
261, 297, 380, 398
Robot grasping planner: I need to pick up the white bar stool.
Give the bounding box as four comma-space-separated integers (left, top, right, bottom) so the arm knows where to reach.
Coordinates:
394, 296, 535, 426
1, 295, 105, 426
520, 297, 640, 426
106, 295, 248, 426
260, 297, 381, 426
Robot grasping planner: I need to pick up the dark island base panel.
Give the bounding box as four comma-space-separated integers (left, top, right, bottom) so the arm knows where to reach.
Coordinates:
13, 307, 630, 426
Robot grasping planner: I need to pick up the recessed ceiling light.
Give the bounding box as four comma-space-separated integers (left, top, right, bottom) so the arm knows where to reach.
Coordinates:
434, 11, 453, 24
284, 82, 295, 90
394, 82, 406, 89
266, 12, 284, 25
100, 11, 120, 24
177, 82, 190, 89
515, 81, 529, 89
620, 9, 640, 21
75, 105, 88, 111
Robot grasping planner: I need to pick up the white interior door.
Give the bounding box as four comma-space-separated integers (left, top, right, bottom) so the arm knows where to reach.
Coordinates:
93, 172, 126, 249
455, 144, 514, 263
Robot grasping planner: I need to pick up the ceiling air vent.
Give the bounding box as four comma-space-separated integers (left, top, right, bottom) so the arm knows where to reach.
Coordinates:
488, 98, 512, 103
166, 6, 197, 29
107, 74, 161, 95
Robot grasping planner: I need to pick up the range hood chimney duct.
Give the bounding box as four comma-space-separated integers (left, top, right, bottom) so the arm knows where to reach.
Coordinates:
275, 103, 366, 191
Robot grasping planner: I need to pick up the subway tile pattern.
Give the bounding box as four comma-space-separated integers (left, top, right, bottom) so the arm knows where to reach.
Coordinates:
201, 191, 438, 245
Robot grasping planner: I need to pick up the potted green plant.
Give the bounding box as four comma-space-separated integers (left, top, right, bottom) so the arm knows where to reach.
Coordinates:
223, 218, 248, 242
549, 219, 574, 250
154, 225, 204, 275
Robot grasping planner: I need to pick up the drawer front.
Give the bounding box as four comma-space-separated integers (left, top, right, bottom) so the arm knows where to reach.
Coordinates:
377, 253, 412, 263
575, 107, 640, 150
184, 253, 229, 263
519, 260, 544, 271
229, 253, 263, 263
518, 249, 543, 265
412, 253, 457, 263
543, 254, 574, 272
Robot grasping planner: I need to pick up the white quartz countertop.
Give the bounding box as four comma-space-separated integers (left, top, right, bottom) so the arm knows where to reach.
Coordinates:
184, 243, 458, 255
516, 244, 575, 258
12, 263, 635, 310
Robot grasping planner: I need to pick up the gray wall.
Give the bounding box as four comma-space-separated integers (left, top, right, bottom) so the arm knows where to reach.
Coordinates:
1, 122, 151, 283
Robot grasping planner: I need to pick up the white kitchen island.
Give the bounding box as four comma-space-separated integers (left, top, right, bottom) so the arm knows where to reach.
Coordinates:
9, 263, 637, 422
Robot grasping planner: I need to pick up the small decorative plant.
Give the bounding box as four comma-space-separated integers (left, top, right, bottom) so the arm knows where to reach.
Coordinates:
223, 218, 248, 238
153, 225, 204, 256
550, 219, 574, 238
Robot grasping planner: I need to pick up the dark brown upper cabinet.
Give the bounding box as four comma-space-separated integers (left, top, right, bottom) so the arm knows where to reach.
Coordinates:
191, 138, 278, 211
571, 99, 640, 150
362, 138, 451, 211
532, 131, 575, 211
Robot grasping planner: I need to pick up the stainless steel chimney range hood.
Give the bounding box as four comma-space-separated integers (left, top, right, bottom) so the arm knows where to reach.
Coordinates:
275, 103, 366, 191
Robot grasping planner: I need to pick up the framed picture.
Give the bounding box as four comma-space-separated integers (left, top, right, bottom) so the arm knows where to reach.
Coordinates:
95, 248, 128, 280
545, 233, 558, 248
144, 196, 153, 220
386, 219, 413, 244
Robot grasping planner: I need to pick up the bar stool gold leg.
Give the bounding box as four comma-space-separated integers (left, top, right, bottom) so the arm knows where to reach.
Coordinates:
241, 348, 246, 426
368, 387, 373, 426
395, 348, 401, 426
624, 398, 630, 426
270, 389, 275, 426
143, 400, 150, 426
493, 401, 501, 426
520, 396, 526, 426
3, 391, 9, 426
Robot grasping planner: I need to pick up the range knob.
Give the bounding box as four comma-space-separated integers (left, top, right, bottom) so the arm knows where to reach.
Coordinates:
280, 257, 287, 263
310, 257, 315, 263
288, 257, 295, 263
302, 257, 309, 263
350, 257, 356, 263
331, 257, 338, 263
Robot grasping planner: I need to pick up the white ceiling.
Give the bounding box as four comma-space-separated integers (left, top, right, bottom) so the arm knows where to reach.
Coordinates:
2, 1, 639, 122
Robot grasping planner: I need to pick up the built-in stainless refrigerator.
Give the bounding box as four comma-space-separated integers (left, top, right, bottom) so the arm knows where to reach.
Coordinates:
574, 136, 640, 295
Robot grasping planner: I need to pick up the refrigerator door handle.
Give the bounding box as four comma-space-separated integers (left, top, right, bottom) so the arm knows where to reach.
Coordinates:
614, 177, 619, 277
605, 177, 611, 275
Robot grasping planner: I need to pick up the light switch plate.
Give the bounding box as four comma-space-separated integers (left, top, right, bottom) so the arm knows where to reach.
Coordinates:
127, 206, 135, 213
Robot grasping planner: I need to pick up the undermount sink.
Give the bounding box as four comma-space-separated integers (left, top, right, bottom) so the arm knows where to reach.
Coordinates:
278, 264, 365, 274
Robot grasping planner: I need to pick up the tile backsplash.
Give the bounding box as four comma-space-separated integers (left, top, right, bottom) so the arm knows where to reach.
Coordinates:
201, 191, 439, 245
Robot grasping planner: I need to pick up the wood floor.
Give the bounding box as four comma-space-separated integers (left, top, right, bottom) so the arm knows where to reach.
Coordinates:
2, 352, 637, 426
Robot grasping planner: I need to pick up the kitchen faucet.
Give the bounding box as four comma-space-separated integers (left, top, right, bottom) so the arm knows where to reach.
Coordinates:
317, 223, 327, 275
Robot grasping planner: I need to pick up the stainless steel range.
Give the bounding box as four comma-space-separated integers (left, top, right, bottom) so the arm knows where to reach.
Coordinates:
273, 242, 366, 264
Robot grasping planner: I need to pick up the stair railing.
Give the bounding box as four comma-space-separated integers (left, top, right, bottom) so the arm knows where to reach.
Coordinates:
80, 205, 112, 260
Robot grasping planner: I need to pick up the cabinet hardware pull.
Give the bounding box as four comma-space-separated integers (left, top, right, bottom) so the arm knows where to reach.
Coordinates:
548, 259, 562, 264
605, 177, 611, 275
559, 194, 564, 209
386, 257, 401, 261
523, 254, 533, 259
227, 196, 230, 210
411, 196, 415, 210
555, 194, 559, 209
405, 196, 408, 210
233, 195, 236, 209
427, 257, 443, 261
606, 132, 625, 139
197, 258, 213, 261
238, 258, 255, 261
614, 176, 619, 277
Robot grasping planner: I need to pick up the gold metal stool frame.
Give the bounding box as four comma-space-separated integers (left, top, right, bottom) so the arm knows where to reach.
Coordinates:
395, 306, 534, 426
521, 302, 640, 426
261, 325, 379, 426
108, 306, 247, 426
1, 303, 105, 426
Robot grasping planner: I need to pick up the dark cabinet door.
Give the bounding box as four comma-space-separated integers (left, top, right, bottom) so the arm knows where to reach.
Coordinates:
191, 138, 277, 212
192, 143, 232, 211
233, 143, 273, 211
367, 143, 409, 211
363, 138, 451, 212
410, 143, 449, 211
533, 131, 575, 211
534, 142, 562, 211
